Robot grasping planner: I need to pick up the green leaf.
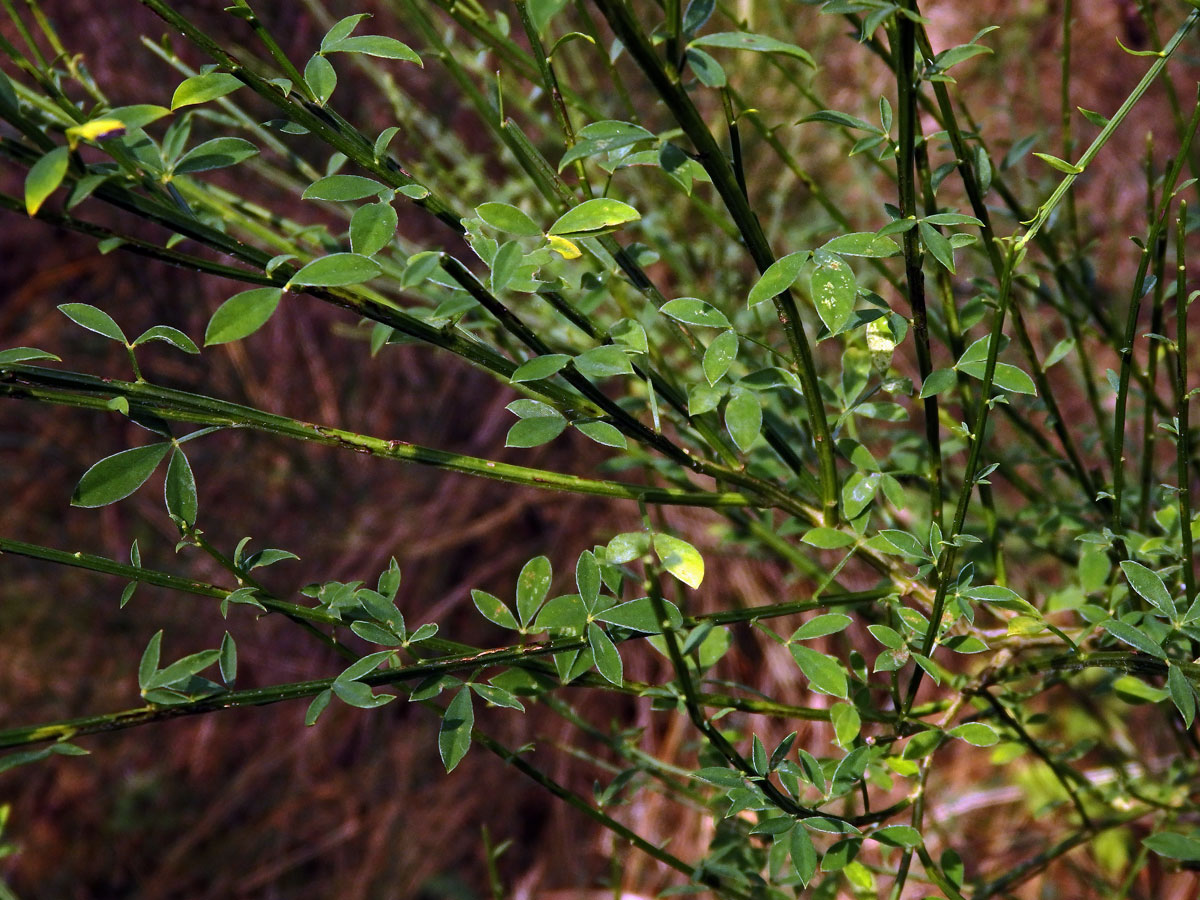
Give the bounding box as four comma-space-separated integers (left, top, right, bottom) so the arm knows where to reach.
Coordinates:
660, 297, 731, 329
1143, 831, 1200, 861
303, 174, 387, 202
73, 443, 170, 507
1101, 619, 1166, 658
244, 548, 299, 571
516, 556, 552, 626
790, 645, 849, 698
588, 622, 623, 685
170, 72, 243, 110
868, 624, 904, 649
204, 288, 282, 345
475, 202, 542, 236
559, 120, 656, 170
918, 221, 956, 273
841, 471, 880, 518
801, 527, 855, 549
576, 551, 601, 605
138, 630, 163, 690
58, 302, 127, 343
574, 346, 634, 379
789, 825, 818, 886
956, 348, 1037, 394
335, 651, 392, 684
324, 35, 422, 64
0, 742, 88, 775
505, 416, 567, 447
529, 0, 569, 33
878, 529, 926, 558
919, 367, 957, 398
548, 198, 640, 236
174, 137, 259, 174
830, 702, 860, 747
132, 325, 199, 353
105, 104, 171, 130
1044, 337, 1076, 367
490, 240, 524, 293
653, 533, 705, 589
934, 42, 992, 70
1032, 151, 1083, 174
922, 212, 983, 227
533, 594, 587, 631
747, 251, 807, 306
871, 825, 922, 848
25, 146, 70, 216
1120, 560, 1176, 618
350, 202, 398, 256
470, 683, 524, 711
288, 253, 381, 287
1167, 665, 1196, 728
948, 722, 999, 746
218, 631, 237, 684
511, 354, 570, 383
703, 330, 738, 385
304, 54, 337, 104
305, 689, 332, 725
689, 31, 815, 67
351, 621, 401, 645
576, 421, 627, 448
796, 109, 879, 131
0, 347, 61, 365
606, 531, 650, 564
164, 448, 198, 527
791, 614, 852, 641
471, 589, 519, 630
320, 13, 370, 49
332, 679, 395, 709
1078, 107, 1110, 128
725, 390, 761, 451
684, 46, 726, 87
809, 256, 856, 333
821, 232, 900, 258
144, 648, 220, 689
595, 596, 683, 633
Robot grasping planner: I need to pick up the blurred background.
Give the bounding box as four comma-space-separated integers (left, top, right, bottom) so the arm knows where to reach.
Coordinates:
1, 1, 1198, 897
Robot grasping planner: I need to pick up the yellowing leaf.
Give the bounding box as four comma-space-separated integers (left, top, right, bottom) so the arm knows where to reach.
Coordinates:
547, 234, 581, 258
653, 533, 704, 589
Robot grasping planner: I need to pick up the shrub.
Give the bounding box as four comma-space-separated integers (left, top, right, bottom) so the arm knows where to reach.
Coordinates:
2, 0, 1200, 896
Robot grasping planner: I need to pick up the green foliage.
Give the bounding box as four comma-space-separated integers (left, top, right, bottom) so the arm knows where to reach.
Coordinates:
2, 0, 1200, 897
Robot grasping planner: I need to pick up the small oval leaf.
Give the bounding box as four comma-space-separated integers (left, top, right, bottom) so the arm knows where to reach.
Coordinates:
73, 443, 170, 508
205, 288, 282, 346
58, 302, 127, 343
288, 253, 381, 287
548, 198, 640, 236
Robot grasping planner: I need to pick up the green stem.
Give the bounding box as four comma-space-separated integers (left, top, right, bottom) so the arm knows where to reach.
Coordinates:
905, 246, 1019, 712
1111, 89, 1200, 540
0, 365, 754, 510
894, 5, 942, 528
1018, 10, 1199, 250
0, 639, 582, 750
229, 0, 315, 102
1175, 202, 1196, 606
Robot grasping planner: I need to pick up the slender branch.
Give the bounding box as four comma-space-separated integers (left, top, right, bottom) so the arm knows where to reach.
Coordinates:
0, 639, 582, 750
0, 366, 754, 509
1175, 202, 1196, 605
